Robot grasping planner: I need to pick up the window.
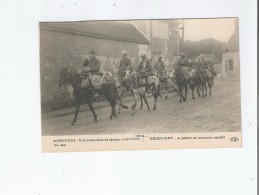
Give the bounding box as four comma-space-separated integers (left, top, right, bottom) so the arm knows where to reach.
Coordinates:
229, 59, 234, 71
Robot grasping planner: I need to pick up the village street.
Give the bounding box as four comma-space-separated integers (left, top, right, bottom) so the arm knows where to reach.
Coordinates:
42, 79, 241, 136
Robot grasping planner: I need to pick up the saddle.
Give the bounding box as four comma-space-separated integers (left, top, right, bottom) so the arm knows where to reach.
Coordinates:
81, 78, 91, 88
80, 70, 91, 88
201, 68, 212, 78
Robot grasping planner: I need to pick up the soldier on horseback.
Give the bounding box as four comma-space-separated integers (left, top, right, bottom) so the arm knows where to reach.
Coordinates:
154, 55, 168, 98
154, 55, 166, 81
117, 50, 132, 87
82, 51, 101, 89
207, 58, 217, 83
197, 55, 211, 79
137, 53, 153, 90
178, 52, 190, 80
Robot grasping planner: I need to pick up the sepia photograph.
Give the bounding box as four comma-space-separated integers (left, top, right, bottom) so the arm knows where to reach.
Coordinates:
1, 0, 257, 194
40, 18, 241, 151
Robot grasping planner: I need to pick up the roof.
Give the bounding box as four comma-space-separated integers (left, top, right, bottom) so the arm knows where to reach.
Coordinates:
224, 30, 239, 52
40, 21, 150, 45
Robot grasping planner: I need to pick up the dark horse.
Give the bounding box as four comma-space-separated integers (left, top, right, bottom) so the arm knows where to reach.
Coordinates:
173, 66, 188, 102
187, 67, 201, 99
57, 68, 128, 125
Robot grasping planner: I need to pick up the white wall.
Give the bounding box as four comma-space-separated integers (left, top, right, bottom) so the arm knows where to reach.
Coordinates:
222, 51, 240, 79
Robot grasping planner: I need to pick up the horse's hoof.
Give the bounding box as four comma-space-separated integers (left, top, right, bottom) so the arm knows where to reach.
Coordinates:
71, 122, 75, 126
165, 96, 168, 99
94, 118, 98, 123
192, 97, 195, 100
153, 106, 156, 110
131, 112, 135, 116
121, 105, 128, 109
140, 106, 143, 110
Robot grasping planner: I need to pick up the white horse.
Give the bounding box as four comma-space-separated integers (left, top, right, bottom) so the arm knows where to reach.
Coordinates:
113, 73, 130, 114
154, 71, 172, 99
125, 69, 160, 116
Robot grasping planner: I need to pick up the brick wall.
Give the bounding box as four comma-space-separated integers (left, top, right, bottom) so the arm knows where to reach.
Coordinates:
40, 28, 147, 112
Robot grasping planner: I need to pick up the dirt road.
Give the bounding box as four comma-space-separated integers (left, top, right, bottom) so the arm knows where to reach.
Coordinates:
42, 80, 241, 136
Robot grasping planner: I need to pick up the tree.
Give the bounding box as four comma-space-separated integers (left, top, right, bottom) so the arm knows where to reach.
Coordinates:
181, 38, 224, 61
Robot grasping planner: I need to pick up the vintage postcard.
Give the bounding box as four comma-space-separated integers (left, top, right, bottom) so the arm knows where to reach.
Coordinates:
40, 18, 241, 152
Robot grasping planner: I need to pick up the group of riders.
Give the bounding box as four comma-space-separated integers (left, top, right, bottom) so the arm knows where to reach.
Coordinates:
80, 50, 217, 96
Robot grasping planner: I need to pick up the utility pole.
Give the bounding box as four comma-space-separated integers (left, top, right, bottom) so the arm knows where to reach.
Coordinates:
182, 19, 185, 44
150, 20, 153, 58
180, 19, 185, 52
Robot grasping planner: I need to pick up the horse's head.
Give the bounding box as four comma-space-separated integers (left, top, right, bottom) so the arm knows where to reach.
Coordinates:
57, 68, 71, 87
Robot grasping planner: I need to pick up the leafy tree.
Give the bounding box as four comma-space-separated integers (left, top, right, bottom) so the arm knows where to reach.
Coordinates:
181, 38, 224, 61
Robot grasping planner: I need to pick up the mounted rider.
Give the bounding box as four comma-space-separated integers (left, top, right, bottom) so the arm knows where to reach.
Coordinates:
154, 55, 167, 81
117, 50, 132, 87
176, 52, 189, 80
82, 51, 101, 89
196, 55, 212, 78
207, 58, 217, 78
137, 53, 153, 88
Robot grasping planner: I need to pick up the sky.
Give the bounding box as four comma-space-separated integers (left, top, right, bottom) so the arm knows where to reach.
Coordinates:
178, 18, 236, 43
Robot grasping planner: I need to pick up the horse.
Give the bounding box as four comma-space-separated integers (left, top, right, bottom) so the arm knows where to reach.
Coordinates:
196, 67, 213, 97
125, 69, 160, 115
171, 66, 188, 102
155, 71, 170, 99
113, 73, 131, 114
186, 67, 201, 99
57, 68, 128, 125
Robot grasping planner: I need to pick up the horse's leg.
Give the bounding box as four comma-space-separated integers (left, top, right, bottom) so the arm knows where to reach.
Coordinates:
208, 81, 212, 96
106, 92, 118, 120
196, 84, 201, 97
107, 98, 116, 120
159, 82, 163, 98
71, 99, 81, 125
143, 93, 150, 111
111, 101, 117, 119
140, 94, 143, 110
175, 84, 179, 94
202, 82, 205, 97
164, 81, 168, 99
153, 95, 158, 110
183, 83, 187, 101
118, 88, 122, 114
191, 85, 195, 99
131, 92, 137, 116
205, 82, 208, 97
179, 85, 183, 102
87, 100, 98, 122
